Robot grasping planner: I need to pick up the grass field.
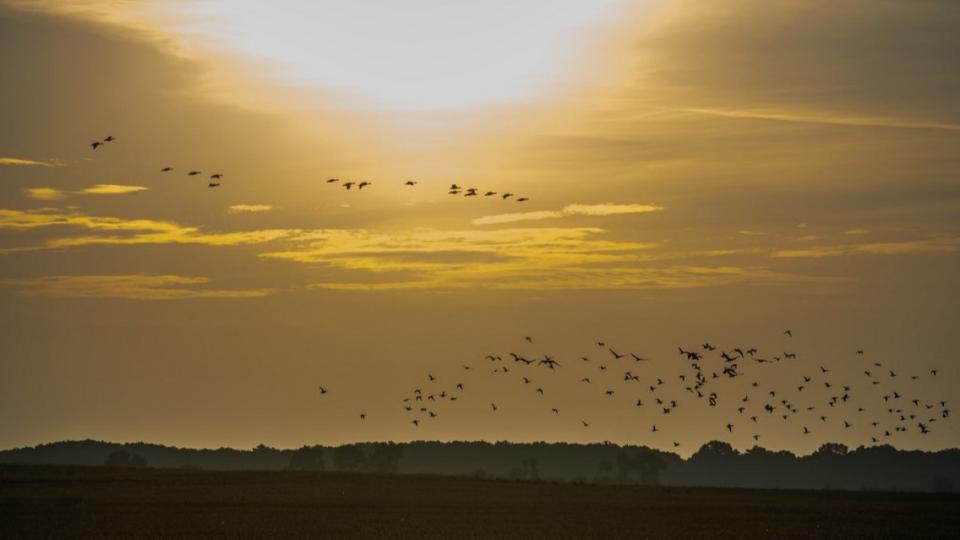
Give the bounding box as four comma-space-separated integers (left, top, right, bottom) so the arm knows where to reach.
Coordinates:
1, 465, 958, 538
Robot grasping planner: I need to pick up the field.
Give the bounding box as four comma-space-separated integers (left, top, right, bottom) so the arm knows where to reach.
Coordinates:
1, 465, 958, 538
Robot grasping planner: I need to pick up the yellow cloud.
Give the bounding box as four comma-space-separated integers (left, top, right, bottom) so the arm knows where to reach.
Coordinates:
772, 237, 960, 258
0, 157, 62, 167
22, 188, 66, 200
78, 184, 149, 195
0, 208, 298, 251
473, 203, 663, 225
228, 204, 275, 214
262, 226, 838, 291
2, 274, 274, 300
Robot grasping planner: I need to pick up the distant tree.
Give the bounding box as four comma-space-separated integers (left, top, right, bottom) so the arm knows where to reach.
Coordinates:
288, 447, 325, 471
932, 475, 956, 493
365, 443, 403, 474
104, 450, 130, 467
104, 450, 147, 468
616, 449, 666, 486
814, 443, 849, 457
333, 445, 366, 472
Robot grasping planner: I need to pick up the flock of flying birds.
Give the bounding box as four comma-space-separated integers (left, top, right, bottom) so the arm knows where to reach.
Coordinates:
324, 177, 530, 201
86, 136, 949, 448
322, 330, 950, 449
89, 134, 531, 200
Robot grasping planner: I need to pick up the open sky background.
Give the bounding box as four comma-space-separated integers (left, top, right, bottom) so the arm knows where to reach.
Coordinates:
1, 0, 958, 455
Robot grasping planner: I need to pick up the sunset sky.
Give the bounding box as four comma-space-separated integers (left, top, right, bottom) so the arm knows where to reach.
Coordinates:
1, 0, 958, 455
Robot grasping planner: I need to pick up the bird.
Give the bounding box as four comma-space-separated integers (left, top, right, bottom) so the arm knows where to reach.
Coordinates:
581, 420, 590, 427
208, 182, 220, 188
188, 171, 202, 176
358, 181, 371, 190
360, 413, 366, 420
502, 193, 514, 200
91, 141, 102, 150
784, 330, 793, 337
484, 191, 497, 196
405, 180, 418, 186
524, 336, 533, 342
343, 182, 356, 190
326, 178, 340, 183
491, 403, 498, 411
161, 167, 173, 172
516, 197, 529, 202
318, 386, 328, 394
210, 173, 223, 179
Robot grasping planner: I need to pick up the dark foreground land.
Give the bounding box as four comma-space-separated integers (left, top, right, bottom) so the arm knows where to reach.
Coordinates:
1, 465, 958, 539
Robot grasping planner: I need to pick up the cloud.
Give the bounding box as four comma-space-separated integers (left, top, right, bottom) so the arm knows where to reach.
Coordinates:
0, 157, 62, 167
772, 237, 960, 258
22, 188, 66, 200
2, 274, 275, 300
261, 226, 839, 291
473, 203, 663, 225
228, 204, 275, 214
77, 184, 149, 195
0, 208, 299, 251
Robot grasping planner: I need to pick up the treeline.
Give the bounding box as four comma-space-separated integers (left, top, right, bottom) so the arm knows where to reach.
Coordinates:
1, 440, 957, 492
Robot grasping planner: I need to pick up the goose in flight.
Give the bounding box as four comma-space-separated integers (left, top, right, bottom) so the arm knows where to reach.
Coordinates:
358, 181, 371, 190
360, 413, 366, 420
551, 408, 559, 414
188, 170, 202, 176
318, 386, 328, 394
484, 191, 497, 196
502, 193, 514, 200
784, 329, 792, 337
581, 420, 590, 427
343, 181, 356, 190
516, 197, 529, 202
326, 178, 340, 183
161, 167, 173, 172
491, 403, 498, 411
405, 180, 418, 186
91, 141, 103, 150
524, 336, 533, 342
208, 182, 220, 188
103, 135, 115, 142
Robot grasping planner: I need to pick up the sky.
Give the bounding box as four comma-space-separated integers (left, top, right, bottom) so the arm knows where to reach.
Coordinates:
1, 0, 958, 456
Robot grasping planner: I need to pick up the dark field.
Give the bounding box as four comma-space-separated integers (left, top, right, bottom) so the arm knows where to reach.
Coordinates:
1, 465, 958, 538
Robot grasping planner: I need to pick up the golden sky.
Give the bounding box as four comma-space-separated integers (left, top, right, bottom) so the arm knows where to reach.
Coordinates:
1, 0, 958, 455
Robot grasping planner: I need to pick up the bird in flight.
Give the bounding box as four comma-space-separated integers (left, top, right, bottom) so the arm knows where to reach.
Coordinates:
502, 193, 514, 200
91, 141, 103, 150
161, 167, 173, 172
405, 180, 418, 186
318, 386, 328, 395
188, 170, 202, 176
210, 173, 223, 179
326, 178, 339, 183
343, 182, 356, 190
208, 182, 220, 188
516, 197, 529, 202
784, 330, 793, 337
358, 181, 371, 190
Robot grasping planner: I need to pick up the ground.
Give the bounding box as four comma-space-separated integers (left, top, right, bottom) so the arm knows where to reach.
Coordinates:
1, 465, 958, 538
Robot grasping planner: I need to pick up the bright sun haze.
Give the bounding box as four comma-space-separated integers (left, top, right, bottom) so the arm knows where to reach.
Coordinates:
168, 0, 626, 109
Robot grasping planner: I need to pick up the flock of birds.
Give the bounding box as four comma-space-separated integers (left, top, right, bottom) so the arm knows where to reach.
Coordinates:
325, 177, 530, 201
86, 135, 951, 449
322, 330, 951, 450
89, 134, 531, 200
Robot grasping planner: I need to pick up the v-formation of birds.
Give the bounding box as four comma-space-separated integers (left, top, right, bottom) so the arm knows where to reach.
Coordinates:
325, 331, 949, 449
89, 134, 530, 199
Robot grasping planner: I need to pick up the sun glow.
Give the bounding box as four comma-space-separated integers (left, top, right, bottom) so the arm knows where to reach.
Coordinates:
164, 0, 628, 110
